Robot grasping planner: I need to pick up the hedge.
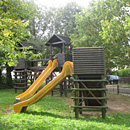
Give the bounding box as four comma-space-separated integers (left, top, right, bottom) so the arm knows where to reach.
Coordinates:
112, 68, 130, 76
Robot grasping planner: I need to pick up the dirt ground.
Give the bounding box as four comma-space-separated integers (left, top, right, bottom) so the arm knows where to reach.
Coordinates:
64, 92, 130, 117
107, 93, 130, 113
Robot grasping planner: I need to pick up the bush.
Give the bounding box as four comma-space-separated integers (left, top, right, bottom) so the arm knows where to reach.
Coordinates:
111, 70, 119, 75
112, 68, 130, 76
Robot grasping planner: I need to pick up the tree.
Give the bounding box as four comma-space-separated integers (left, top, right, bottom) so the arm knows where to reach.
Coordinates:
28, 6, 57, 58
100, 2, 130, 68
54, 2, 82, 36
0, 0, 38, 66
71, 0, 130, 68
0, 0, 39, 87
28, 2, 82, 58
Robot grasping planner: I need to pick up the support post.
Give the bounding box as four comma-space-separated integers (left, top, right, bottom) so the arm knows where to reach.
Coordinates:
68, 76, 70, 88
50, 43, 53, 96
101, 82, 106, 119
62, 43, 65, 54
117, 84, 119, 94
75, 75, 79, 118
50, 43, 52, 60
60, 83, 63, 97
79, 90, 82, 114
64, 79, 67, 97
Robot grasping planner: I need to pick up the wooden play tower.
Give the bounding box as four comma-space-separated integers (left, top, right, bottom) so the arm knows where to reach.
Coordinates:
14, 41, 40, 93
14, 35, 73, 95
45, 34, 72, 66
45, 34, 73, 96
72, 47, 107, 118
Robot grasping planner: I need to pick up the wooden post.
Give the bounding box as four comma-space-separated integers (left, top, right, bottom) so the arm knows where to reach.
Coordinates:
62, 43, 65, 54
64, 79, 67, 97
50, 43, 53, 96
14, 71, 17, 93
101, 81, 106, 119
117, 84, 119, 94
68, 76, 70, 88
51, 89, 54, 96
25, 70, 27, 88
49, 43, 54, 96
113, 85, 114, 93
75, 75, 79, 118
79, 90, 82, 114
50, 43, 52, 60
50, 73, 53, 96
60, 83, 63, 97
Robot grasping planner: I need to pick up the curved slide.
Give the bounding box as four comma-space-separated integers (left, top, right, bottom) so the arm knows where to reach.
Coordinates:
15, 60, 58, 102
13, 61, 73, 113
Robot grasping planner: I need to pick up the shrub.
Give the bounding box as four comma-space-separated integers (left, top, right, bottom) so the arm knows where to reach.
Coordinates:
111, 70, 119, 75
112, 68, 130, 76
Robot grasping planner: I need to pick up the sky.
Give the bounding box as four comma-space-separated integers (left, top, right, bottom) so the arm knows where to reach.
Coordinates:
34, 0, 93, 8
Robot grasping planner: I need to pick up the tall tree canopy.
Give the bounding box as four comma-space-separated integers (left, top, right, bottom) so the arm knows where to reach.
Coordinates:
28, 2, 82, 58
71, 0, 130, 69
0, 0, 38, 66
100, 1, 130, 68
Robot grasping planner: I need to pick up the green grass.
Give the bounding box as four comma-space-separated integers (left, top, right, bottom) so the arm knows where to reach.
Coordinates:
0, 89, 130, 130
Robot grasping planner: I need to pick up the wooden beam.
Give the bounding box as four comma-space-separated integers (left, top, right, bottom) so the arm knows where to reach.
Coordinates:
50, 43, 52, 60
62, 43, 65, 53
72, 88, 107, 91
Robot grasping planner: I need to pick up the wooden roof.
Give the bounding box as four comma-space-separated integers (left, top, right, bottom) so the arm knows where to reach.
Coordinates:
45, 34, 71, 47
18, 41, 39, 50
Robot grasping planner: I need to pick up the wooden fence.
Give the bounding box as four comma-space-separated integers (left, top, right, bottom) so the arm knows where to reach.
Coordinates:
119, 77, 130, 84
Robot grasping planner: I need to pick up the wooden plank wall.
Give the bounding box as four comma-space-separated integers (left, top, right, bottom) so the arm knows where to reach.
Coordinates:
72, 47, 105, 75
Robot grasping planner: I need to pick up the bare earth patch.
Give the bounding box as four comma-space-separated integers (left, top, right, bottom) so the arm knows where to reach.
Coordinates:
1, 106, 13, 113
107, 93, 130, 113
64, 92, 130, 117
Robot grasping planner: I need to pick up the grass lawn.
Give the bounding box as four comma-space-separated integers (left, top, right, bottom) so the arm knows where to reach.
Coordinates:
0, 89, 130, 130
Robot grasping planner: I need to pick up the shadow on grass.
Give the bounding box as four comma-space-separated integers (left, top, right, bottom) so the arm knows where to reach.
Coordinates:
26, 111, 73, 119
25, 110, 130, 127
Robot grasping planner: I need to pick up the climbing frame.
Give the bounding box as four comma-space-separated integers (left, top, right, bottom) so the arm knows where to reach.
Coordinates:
72, 47, 107, 119
14, 70, 27, 93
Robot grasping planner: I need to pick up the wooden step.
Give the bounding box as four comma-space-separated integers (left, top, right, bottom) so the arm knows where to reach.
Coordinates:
14, 83, 27, 85
71, 106, 107, 109
74, 79, 107, 82
71, 97, 107, 100
71, 88, 107, 91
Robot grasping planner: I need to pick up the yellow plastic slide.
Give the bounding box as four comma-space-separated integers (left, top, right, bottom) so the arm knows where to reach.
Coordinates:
13, 61, 73, 113
15, 60, 58, 102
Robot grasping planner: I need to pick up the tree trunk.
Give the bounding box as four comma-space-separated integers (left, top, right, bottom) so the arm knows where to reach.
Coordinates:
6, 64, 13, 88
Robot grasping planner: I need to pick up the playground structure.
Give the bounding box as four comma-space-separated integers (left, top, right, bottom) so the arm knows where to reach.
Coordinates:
14, 60, 73, 113
72, 47, 107, 118
15, 60, 58, 102
13, 35, 107, 118
14, 35, 72, 96
14, 41, 41, 93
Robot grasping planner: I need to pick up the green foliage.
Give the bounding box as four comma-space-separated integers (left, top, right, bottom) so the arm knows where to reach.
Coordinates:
112, 68, 130, 76
28, 2, 82, 59
0, 89, 130, 129
71, 0, 130, 69
111, 70, 119, 76
0, 0, 39, 66
100, 12, 130, 68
